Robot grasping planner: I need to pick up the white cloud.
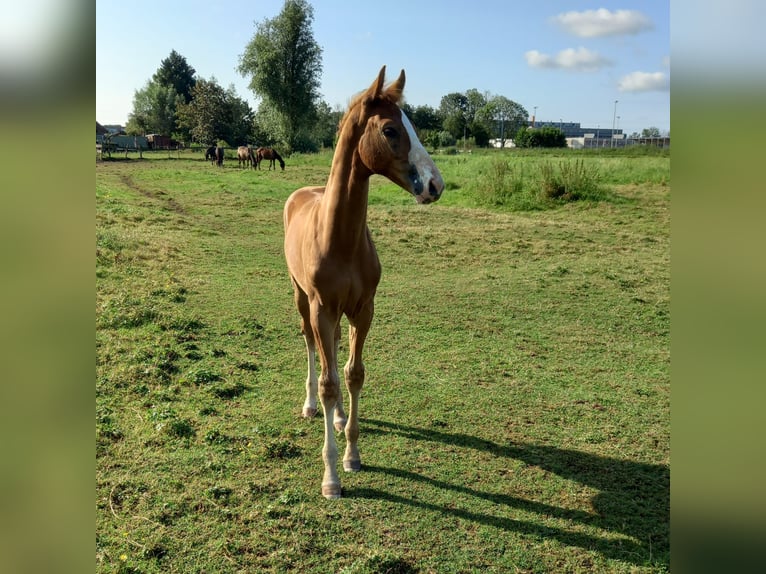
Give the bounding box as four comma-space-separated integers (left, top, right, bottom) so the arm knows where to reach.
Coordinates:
618, 71, 669, 92
525, 47, 613, 72
554, 9, 652, 38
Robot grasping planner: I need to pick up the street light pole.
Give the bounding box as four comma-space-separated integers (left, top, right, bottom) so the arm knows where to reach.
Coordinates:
611, 100, 618, 148
533, 106, 537, 127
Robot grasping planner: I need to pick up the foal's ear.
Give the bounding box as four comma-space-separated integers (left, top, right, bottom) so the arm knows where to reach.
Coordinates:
366, 65, 387, 100
384, 69, 406, 103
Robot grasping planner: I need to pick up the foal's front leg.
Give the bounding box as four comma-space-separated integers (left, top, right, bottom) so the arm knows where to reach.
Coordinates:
311, 304, 343, 499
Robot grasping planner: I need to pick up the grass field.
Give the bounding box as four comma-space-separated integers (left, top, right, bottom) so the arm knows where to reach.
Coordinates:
96, 147, 669, 573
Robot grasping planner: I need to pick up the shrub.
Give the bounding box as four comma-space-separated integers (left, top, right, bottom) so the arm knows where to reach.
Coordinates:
540, 159, 605, 201
437, 130, 456, 147
476, 157, 607, 210
515, 126, 567, 148
476, 158, 538, 210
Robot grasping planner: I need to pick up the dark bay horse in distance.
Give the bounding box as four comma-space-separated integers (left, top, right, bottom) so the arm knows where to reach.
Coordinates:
283, 66, 444, 498
237, 146, 256, 169
206, 145, 224, 167
256, 147, 285, 170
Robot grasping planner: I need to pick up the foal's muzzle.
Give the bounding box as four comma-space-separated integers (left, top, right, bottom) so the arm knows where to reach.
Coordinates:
410, 165, 444, 204
412, 174, 445, 204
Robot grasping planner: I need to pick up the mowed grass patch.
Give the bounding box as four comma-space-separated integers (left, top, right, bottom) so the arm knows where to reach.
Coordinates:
97, 150, 669, 573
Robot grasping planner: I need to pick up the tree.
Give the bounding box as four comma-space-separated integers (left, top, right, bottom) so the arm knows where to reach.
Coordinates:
409, 104, 442, 132
312, 101, 343, 149
439, 90, 506, 146
237, 0, 322, 152
125, 51, 197, 138
224, 84, 257, 146
464, 89, 488, 124
478, 95, 528, 148
253, 102, 288, 147
154, 50, 196, 103
464, 89, 490, 146
641, 126, 661, 138
125, 80, 184, 136
176, 78, 254, 146
400, 103, 443, 150
439, 92, 469, 141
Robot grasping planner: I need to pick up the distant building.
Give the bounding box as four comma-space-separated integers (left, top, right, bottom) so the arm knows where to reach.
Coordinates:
528, 120, 623, 139
568, 134, 670, 149
512, 120, 669, 149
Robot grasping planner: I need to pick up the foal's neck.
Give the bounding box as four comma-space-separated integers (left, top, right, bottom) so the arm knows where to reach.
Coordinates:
320, 125, 373, 251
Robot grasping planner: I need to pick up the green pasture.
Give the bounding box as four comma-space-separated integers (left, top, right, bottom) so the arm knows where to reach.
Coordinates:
96, 148, 669, 573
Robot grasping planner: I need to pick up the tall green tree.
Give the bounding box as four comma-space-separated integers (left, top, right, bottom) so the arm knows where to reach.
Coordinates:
125, 50, 197, 138
154, 50, 197, 103
237, 0, 323, 151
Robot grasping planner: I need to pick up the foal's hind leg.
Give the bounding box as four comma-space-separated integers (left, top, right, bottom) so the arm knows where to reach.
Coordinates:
301, 330, 318, 418
332, 322, 347, 432
293, 281, 318, 418
295, 284, 345, 429
343, 301, 374, 472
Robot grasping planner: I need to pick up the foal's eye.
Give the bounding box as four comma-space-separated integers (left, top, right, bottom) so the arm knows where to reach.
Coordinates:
382, 127, 398, 138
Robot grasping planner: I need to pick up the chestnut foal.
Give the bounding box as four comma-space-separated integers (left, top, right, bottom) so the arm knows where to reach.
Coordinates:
283, 66, 444, 498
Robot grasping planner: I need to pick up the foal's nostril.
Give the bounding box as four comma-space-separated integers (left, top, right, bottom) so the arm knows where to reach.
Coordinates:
428, 180, 442, 199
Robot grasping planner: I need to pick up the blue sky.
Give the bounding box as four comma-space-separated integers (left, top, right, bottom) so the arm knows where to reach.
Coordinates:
96, 1, 670, 135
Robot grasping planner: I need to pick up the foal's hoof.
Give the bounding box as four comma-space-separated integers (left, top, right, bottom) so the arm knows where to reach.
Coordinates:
302, 407, 317, 418
321, 483, 341, 499
343, 459, 361, 472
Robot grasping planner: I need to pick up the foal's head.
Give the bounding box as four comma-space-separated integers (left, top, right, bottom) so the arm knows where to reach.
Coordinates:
346, 66, 445, 204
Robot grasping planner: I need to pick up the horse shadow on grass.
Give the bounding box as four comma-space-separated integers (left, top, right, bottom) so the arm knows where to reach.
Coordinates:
351, 418, 669, 568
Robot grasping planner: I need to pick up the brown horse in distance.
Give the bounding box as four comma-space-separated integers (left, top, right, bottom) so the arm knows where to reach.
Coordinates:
237, 146, 256, 169
283, 66, 444, 498
256, 147, 285, 170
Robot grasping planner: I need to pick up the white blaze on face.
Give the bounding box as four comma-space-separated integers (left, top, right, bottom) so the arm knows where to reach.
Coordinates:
400, 110, 445, 203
